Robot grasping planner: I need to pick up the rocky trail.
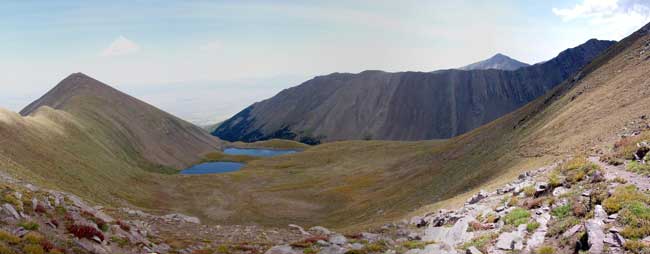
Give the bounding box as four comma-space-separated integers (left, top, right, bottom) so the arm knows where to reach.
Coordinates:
589, 156, 650, 191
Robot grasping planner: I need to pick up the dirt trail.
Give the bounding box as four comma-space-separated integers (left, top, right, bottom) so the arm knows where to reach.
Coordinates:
589, 156, 650, 191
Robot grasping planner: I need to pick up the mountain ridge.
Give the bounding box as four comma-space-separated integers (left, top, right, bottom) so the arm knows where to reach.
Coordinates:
20, 72, 221, 169
459, 52, 529, 70
213, 39, 615, 144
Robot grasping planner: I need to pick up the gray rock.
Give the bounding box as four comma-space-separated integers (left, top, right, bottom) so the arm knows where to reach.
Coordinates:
594, 205, 607, 222
349, 243, 364, 250
265, 245, 300, 254
526, 212, 550, 252
422, 216, 473, 246
31, 198, 38, 212
309, 226, 331, 235
329, 234, 347, 245
162, 213, 200, 224
552, 187, 568, 197
562, 224, 583, 238
495, 225, 526, 250
535, 182, 548, 195
361, 232, 380, 242
467, 190, 488, 204
2, 204, 20, 219
289, 224, 310, 235
466, 246, 482, 254
319, 245, 347, 254
405, 243, 458, 254
586, 219, 605, 254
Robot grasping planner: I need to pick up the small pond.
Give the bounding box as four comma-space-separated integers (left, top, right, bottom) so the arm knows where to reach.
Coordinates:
180, 162, 244, 175
224, 147, 297, 157
180, 148, 299, 175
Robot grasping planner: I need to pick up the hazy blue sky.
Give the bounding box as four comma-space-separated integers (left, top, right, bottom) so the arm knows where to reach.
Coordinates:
1, 0, 649, 124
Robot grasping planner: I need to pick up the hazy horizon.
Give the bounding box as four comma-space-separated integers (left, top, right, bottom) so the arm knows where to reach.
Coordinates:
2, 0, 649, 125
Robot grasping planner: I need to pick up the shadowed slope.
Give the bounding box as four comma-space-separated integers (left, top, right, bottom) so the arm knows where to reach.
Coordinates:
21, 73, 221, 169
214, 39, 614, 143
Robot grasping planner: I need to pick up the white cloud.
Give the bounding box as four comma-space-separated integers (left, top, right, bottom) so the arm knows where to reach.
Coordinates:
199, 40, 223, 52
552, 0, 650, 39
100, 36, 140, 57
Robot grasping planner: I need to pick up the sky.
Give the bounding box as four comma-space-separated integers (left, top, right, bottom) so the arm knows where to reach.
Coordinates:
1, 0, 649, 125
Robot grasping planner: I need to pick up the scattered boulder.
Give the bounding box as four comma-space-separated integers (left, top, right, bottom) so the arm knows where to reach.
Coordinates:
563, 224, 583, 238
466, 246, 482, 254
495, 225, 526, 251
594, 205, 607, 222
552, 186, 569, 197
309, 226, 331, 235
423, 216, 473, 246
319, 245, 347, 254
585, 219, 605, 254
328, 234, 347, 245
535, 182, 549, 196
2, 204, 20, 219
265, 245, 300, 254
467, 190, 489, 204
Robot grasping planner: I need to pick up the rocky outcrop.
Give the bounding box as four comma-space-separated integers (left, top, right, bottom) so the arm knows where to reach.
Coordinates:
214, 39, 615, 143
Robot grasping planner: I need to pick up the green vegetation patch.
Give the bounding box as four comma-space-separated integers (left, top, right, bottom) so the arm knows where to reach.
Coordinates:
503, 208, 530, 226
627, 161, 650, 175
603, 185, 650, 214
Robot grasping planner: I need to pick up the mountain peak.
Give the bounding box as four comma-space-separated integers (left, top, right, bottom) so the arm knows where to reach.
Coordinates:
459, 53, 529, 71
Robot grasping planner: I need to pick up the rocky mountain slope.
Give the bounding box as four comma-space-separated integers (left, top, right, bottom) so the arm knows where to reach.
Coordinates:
20, 73, 221, 168
459, 53, 530, 71
213, 39, 614, 144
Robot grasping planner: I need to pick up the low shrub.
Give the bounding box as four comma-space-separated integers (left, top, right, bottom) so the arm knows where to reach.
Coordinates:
551, 204, 571, 219
624, 240, 650, 253
613, 132, 650, 160
603, 185, 649, 214
22, 232, 44, 244
536, 245, 555, 254
0, 230, 19, 245
503, 208, 530, 226
524, 198, 545, 209
548, 172, 562, 188
363, 240, 388, 252
547, 216, 580, 236
527, 221, 540, 232
17, 221, 39, 231
558, 157, 601, 184
66, 224, 105, 242
0, 242, 14, 254
572, 202, 587, 217
619, 201, 650, 239
21, 244, 44, 254
614, 176, 629, 184
34, 204, 46, 214
627, 161, 650, 175
459, 233, 498, 253
116, 220, 130, 231
507, 196, 519, 207
523, 185, 536, 197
